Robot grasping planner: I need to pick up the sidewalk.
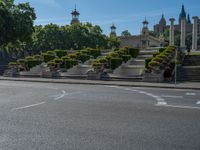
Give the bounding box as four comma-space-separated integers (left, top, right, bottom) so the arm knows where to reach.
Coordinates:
0, 76, 200, 90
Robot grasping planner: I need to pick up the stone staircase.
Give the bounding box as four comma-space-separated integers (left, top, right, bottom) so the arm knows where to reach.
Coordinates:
111, 49, 157, 78
177, 55, 200, 81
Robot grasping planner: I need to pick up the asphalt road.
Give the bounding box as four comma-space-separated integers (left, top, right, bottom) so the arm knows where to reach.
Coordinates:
0, 81, 199, 150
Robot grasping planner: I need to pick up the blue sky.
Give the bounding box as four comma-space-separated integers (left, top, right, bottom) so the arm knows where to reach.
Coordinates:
15, 0, 200, 35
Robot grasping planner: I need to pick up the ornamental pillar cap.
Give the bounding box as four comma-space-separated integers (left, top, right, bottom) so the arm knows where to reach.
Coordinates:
192, 16, 199, 20
169, 18, 175, 21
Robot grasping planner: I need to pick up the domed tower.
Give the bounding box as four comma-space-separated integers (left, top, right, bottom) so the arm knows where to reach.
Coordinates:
141, 18, 149, 36
71, 6, 80, 25
179, 5, 186, 24
110, 23, 117, 38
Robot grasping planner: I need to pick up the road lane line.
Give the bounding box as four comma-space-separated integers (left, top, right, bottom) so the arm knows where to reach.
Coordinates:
161, 95, 183, 98
185, 93, 196, 96
159, 104, 200, 110
12, 101, 46, 111
196, 101, 200, 105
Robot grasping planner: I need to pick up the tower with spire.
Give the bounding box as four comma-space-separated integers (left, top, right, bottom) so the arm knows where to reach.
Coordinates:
70, 5, 80, 25
110, 23, 117, 38
179, 5, 187, 24
142, 18, 149, 36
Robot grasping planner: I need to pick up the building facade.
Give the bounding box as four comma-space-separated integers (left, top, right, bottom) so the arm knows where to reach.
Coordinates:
154, 5, 200, 36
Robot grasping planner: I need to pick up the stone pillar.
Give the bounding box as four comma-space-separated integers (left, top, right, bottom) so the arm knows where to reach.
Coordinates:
180, 18, 186, 48
192, 16, 198, 51
169, 18, 175, 46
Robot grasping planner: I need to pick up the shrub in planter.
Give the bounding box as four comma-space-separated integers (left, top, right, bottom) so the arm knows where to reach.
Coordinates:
98, 57, 108, 63
108, 52, 119, 58
8, 62, 18, 68
27, 59, 42, 69
41, 53, 55, 62
148, 61, 160, 69
47, 51, 55, 55
121, 55, 131, 62
53, 58, 63, 64
153, 52, 159, 57
145, 57, 153, 69
110, 57, 123, 70
88, 49, 101, 58
128, 47, 140, 58
17, 59, 27, 64
47, 61, 57, 69
77, 54, 90, 63
92, 61, 103, 72
68, 54, 77, 59
152, 57, 163, 63
80, 50, 89, 54
33, 55, 42, 60
61, 56, 70, 61
159, 48, 166, 53
25, 56, 34, 61
54, 49, 68, 58
64, 59, 78, 69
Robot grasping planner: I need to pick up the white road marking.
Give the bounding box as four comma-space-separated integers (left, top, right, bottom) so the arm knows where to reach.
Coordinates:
159, 104, 200, 110
185, 92, 196, 96
161, 95, 183, 98
12, 101, 46, 111
54, 90, 66, 100
196, 101, 200, 105
156, 102, 167, 106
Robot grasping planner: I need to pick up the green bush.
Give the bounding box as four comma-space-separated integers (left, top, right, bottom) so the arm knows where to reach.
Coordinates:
98, 57, 108, 63
121, 55, 131, 62
148, 61, 160, 67
153, 52, 159, 57
53, 58, 63, 64
77, 54, 90, 63
47, 51, 55, 55
54, 49, 68, 58
25, 56, 34, 61
152, 57, 163, 63
80, 50, 89, 54
27, 59, 42, 69
68, 54, 77, 59
108, 52, 119, 58
8, 62, 18, 67
47, 61, 56, 68
33, 55, 42, 60
128, 48, 140, 58
88, 49, 101, 58
64, 59, 78, 69
17, 59, 27, 64
110, 57, 123, 70
159, 48, 166, 53
41, 53, 55, 62
145, 57, 153, 69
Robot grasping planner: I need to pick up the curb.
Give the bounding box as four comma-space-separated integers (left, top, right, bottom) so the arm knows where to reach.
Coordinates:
0, 77, 200, 90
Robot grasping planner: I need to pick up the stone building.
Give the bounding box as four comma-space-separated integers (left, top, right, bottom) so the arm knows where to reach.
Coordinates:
119, 18, 160, 48
154, 5, 200, 36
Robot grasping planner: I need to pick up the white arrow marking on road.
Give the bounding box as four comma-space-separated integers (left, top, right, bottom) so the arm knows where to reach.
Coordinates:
185, 93, 196, 96
12, 101, 46, 111
196, 101, 200, 105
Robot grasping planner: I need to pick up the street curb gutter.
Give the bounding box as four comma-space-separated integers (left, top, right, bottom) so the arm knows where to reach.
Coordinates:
0, 77, 200, 90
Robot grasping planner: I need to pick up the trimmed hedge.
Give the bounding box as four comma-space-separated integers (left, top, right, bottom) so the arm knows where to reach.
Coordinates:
27, 59, 42, 69
145, 57, 153, 69
121, 55, 131, 62
54, 49, 68, 58
110, 57, 123, 70
77, 54, 90, 63
64, 59, 78, 69
41, 53, 55, 62
128, 48, 140, 58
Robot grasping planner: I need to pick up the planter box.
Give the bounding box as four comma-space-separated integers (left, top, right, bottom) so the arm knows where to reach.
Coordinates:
143, 70, 165, 83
